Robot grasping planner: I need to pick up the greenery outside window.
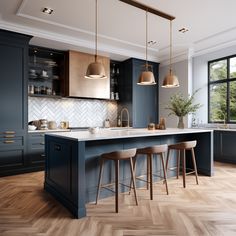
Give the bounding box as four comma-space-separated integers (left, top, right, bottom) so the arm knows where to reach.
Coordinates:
208, 55, 236, 123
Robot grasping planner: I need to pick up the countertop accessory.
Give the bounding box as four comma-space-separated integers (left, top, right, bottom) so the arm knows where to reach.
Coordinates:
165, 91, 202, 129
39, 119, 48, 130
48, 121, 57, 130
89, 127, 100, 134
28, 125, 37, 131
60, 121, 69, 129
148, 123, 155, 130
159, 117, 166, 130
104, 119, 110, 128
85, 0, 107, 79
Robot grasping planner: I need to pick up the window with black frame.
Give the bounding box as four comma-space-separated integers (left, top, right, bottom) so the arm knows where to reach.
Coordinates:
208, 55, 236, 123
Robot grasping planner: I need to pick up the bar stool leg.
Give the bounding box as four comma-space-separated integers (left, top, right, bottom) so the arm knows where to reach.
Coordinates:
177, 150, 180, 179
147, 155, 150, 190
182, 150, 186, 188
191, 148, 199, 185
160, 153, 169, 195
149, 154, 153, 200
129, 156, 137, 194
129, 157, 138, 206
115, 160, 119, 213
165, 149, 170, 173
95, 158, 104, 204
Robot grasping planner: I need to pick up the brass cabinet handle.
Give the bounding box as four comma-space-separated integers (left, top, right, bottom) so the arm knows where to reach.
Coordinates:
4, 135, 15, 138
4, 131, 15, 134
4, 140, 15, 144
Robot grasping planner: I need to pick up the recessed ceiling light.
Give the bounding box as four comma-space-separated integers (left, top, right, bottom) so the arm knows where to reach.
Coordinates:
179, 27, 189, 33
148, 40, 157, 46
42, 7, 54, 15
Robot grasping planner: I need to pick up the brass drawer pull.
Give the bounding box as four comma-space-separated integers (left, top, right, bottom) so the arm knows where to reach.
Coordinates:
4, 140, 15, 144
4, 131, 15, 134
4, 135, 15, 138
40, 142, 45, 145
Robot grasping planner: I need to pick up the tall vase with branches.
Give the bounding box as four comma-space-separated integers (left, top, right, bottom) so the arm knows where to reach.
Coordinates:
166, 92, 202, 128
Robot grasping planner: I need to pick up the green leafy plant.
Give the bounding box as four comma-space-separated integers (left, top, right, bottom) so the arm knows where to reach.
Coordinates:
166, 91, 202, 117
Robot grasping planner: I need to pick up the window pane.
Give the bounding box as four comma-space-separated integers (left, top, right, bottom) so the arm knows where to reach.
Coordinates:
209, 83, 227, 122
230, 57, 236, 78
230, 81, 236, 122
209, 60, 227, 81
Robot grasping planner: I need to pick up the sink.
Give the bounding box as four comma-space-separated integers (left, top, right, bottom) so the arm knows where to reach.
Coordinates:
109, 127, 133, 131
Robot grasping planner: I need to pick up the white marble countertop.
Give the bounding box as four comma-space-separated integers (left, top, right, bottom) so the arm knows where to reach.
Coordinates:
45, 128, 213, 141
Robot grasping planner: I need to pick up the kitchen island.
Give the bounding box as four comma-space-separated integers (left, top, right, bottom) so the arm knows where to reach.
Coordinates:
44, 128, 213, 218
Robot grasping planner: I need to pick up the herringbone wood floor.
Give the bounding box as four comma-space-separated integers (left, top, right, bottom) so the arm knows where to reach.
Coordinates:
1, 162, 236, 236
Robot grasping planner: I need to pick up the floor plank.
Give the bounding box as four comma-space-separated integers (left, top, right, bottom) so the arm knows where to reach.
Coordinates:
0, 162, 236, 236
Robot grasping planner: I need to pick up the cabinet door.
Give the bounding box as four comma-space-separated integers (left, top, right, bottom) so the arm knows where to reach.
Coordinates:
132, 59, 158, 127
216, 131, 236, 163
0, 44, 24, 131
27, 133, 45, 166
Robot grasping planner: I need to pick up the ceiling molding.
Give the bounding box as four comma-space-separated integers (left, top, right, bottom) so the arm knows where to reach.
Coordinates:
16, 1, 157, 53
0, 19, 159, 62
193, 38, 236, 58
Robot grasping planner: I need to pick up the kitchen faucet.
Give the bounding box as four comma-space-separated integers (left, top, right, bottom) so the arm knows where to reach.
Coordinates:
120, 107, 130, 127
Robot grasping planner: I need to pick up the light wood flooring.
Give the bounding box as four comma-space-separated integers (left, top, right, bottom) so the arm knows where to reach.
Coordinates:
1, 162, 236, 236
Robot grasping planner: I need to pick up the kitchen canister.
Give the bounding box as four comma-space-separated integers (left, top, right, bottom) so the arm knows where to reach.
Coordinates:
48, 121, 57, 129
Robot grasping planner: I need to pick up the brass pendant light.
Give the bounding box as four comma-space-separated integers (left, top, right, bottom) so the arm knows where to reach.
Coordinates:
137, 10, 156, 85
162, 20, 179, 88
85, 0, 107, 79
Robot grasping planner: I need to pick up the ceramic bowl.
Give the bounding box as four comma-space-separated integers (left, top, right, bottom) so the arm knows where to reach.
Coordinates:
89, 127, 100, 134
28, 125, 37, 131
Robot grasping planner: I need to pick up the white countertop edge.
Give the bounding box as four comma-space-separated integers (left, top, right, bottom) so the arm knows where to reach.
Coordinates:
45, 128, 213, 142
28, 129, 70, 133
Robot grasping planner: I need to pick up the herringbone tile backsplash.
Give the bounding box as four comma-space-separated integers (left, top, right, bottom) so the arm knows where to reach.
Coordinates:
28, 97, 118, 127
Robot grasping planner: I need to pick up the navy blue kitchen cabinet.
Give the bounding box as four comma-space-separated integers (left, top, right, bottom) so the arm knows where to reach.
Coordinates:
27, 133, 45, 168
119, 58, 159, 128
0, 29, 31, 176
214, 130, 236, 163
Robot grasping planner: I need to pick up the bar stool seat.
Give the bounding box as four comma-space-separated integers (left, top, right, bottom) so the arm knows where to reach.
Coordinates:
134, 144, 169, 200
95, 148, 138, 213
166, 140, 199, 188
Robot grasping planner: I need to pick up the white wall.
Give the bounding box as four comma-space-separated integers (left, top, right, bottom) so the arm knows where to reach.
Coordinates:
193, 45, 236, 124
159, 60, 190, 128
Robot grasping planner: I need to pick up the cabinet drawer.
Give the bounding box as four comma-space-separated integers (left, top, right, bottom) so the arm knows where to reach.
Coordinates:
0, 131, 23, 139
0, 137, 23, 148
0, 149, 24, 168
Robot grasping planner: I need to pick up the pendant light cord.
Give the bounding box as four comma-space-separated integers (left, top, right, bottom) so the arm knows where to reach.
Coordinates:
145, 10, 148, 70
95, 0, 98, 62
169, 20, 172, 73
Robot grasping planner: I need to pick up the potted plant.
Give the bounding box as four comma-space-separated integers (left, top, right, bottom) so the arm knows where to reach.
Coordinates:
165, 91, 202, 128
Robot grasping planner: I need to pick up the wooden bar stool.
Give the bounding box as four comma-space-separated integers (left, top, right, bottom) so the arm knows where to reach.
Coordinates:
166, 140, 199, 188
133, 144, 169, 200
95, 148, 138, 213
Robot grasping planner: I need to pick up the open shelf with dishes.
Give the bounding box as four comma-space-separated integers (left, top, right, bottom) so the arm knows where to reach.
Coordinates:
110, 60, 120, 101
28, 46, 65, 98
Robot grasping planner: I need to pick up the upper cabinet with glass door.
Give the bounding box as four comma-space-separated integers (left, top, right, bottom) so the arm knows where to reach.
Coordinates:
28, 46, 66, 98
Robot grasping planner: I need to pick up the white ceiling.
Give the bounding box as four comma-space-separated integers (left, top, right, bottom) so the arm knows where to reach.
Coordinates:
1, 0, 236, 65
